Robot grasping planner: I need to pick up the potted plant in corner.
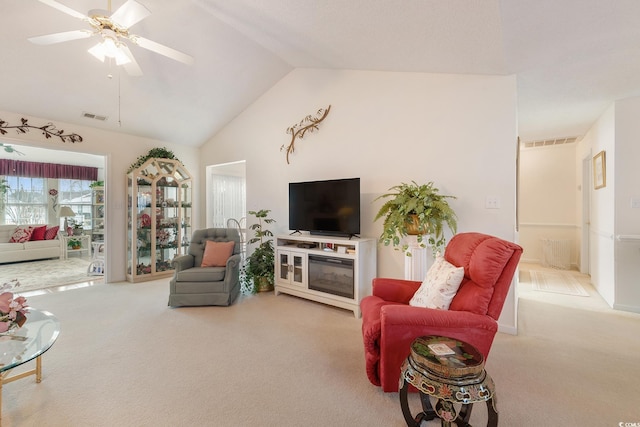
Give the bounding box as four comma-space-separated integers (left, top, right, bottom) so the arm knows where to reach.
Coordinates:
243, 209, 276, 293
374, 181, 457, 255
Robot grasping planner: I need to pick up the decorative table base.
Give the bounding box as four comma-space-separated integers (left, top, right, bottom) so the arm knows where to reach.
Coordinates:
398, 336, 498, 427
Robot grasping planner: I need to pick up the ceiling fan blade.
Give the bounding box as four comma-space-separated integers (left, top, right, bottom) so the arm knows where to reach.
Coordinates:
36, 0, 88, 21
119, 44, 144, 76
110, 0, 151, 29
28, 29, 93, 45
131, 35, 194, 65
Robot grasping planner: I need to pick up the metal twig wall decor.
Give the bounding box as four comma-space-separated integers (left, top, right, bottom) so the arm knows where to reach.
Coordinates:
281, 105, 331, 164
0, 117, 83, 144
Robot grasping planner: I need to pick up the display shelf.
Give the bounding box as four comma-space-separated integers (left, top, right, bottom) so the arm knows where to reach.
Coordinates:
91, 186, 105, 242
274, 234, 376, 317
126, 158, 192, 282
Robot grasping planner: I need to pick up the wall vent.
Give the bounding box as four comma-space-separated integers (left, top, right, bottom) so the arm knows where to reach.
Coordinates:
521, 136, 579, 149
82, 112, 108, 121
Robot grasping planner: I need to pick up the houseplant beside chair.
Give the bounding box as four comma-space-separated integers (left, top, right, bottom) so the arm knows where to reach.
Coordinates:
168, 228, 241, 307
360, 232, 522, 392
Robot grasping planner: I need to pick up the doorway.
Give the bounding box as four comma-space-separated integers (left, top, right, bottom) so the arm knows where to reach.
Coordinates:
0, 142, 106, 289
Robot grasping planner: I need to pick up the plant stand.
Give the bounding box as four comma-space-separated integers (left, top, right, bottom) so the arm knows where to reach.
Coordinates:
404, 236, 429, 281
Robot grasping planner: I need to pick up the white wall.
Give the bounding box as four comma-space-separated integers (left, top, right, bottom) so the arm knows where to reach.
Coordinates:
199, 68, 520, 331
612, 97, 640, 312
574, 97, 640, 313
576, 105, 616, 306
519, 143, 578, 266
0, 109, 200, 283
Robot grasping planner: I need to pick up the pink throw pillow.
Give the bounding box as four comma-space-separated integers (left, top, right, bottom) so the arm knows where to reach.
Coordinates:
44, 225, 60, 240
201, 241, 235, 267
9, 226, 34, 243
30, 225, 47, 241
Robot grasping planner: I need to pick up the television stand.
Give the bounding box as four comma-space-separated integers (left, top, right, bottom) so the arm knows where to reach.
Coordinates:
274, 234, 376, 317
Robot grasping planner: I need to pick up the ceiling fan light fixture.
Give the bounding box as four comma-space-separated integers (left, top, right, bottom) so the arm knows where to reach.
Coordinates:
88, 37, 131, 65
31, 0, 193, 76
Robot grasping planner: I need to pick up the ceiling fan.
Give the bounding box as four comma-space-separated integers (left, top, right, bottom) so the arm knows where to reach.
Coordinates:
28, 0, 194, 76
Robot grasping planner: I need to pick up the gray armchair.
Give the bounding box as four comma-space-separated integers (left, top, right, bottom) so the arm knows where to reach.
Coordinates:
168, 228, 241, 307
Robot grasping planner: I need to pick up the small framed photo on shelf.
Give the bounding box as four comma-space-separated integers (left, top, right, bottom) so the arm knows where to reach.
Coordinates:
593, 150, 606, 189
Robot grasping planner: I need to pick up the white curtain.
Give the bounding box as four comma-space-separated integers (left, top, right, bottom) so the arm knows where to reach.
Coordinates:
210, 174, 246, 228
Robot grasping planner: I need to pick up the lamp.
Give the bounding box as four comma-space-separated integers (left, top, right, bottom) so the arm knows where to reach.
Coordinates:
59, 206, 76, 234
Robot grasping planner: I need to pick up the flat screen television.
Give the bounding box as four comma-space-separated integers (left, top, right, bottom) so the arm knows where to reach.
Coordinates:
289, 178, 360, 237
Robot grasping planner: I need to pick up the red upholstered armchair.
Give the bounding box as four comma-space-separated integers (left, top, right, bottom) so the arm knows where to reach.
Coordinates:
360, 232, 522, 392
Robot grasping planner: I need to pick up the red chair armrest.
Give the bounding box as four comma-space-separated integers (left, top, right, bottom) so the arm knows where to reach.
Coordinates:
381, 305, 498, 332
372, 278, 421, 304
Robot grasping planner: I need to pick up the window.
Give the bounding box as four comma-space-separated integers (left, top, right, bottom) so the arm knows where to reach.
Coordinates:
0, 177, 94, 226
2, 176, 47, 224
58, 179, 93, 229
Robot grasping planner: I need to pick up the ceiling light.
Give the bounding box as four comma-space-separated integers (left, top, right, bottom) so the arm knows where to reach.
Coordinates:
88, 34, 131, 65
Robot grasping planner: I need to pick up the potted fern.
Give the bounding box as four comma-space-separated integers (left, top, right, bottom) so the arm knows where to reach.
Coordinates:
67, 237, 82, 250
243, 209, 276, 293
374, 181, 457, 255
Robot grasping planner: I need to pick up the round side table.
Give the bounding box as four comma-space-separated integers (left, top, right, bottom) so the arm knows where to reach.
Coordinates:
399, 335, 498, 427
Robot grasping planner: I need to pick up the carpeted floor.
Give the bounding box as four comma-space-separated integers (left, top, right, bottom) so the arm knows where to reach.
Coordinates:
0, 257, 103, 292
1, 271, 638, 426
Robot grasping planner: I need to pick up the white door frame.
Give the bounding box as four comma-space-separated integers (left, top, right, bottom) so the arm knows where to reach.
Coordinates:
580, 153, 591, 275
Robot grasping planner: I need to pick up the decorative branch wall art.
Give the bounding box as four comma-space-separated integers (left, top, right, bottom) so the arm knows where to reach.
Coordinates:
281, 105, 331, 164
0, 117, 83, 144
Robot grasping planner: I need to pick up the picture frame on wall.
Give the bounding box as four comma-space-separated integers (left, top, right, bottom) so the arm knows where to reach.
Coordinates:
593, 150, 606, 189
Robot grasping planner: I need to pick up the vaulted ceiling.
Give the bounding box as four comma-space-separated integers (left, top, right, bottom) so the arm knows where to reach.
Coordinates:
1, 0, 639, 147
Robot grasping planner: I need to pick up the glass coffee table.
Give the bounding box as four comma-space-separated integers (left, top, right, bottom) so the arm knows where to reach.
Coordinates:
0, 309, 60, 421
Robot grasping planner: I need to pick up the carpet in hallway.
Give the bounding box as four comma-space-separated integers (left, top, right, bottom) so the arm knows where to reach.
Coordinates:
530, 269, 589, 296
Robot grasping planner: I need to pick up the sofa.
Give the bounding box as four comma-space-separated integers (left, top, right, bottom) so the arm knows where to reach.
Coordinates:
0, 224, 61, 264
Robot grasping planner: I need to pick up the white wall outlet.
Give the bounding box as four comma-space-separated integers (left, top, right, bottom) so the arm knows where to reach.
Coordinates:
485, 196, 501, 209
631, 198, 640, 209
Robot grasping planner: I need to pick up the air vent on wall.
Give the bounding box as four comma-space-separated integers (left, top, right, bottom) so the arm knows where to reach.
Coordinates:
82, 112, 108, 121
521, 136, 579, 149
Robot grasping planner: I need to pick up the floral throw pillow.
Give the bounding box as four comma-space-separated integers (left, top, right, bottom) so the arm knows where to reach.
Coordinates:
409, 254, 465, 310
9, 226, 34, 243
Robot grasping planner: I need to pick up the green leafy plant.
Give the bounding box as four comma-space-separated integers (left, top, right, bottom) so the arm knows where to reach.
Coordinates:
89, 180, 104, 188
0, 178, 9, 213
374, 181, 457, 255
67, 238, 82, 249
243, 209, 276, 293
0, 178, 9, 195
127, 147, 180, 173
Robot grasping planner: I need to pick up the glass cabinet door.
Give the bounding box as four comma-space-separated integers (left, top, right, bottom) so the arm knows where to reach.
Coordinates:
277, 251, 306, 287
292, 253, 305, 286
278, 252, 289, 282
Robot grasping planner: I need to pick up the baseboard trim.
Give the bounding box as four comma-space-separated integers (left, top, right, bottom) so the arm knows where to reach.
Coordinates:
613, 303, 640, 314
498, 323, 517, 335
